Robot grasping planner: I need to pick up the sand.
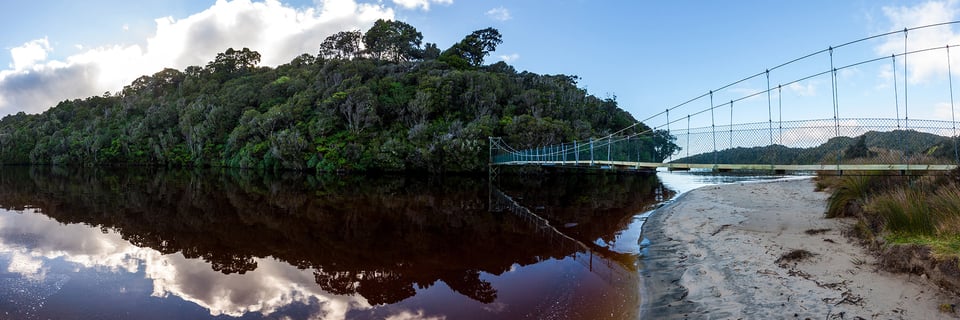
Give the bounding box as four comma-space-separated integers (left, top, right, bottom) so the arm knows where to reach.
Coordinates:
640, 178, 958, 319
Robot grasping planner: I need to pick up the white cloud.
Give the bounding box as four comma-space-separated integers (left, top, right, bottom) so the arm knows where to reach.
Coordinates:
876, 0, 960, 83
7, 251, 45, 280
9, 37, 51, 70
0, 208, 373, 318
933, 101, 960, 120
384, 309, 446, 320
786, 80, 818, 97
485, 6, 511, 21
0, 0, 395, 115
498, 53, 519, 62
392, 0, 452, 11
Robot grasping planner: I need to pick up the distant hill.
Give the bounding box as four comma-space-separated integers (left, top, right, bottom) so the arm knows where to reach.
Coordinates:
671, 130, 955, 165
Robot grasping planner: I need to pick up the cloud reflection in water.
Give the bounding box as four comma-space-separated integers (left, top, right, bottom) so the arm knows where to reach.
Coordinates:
0, 208, 371, 319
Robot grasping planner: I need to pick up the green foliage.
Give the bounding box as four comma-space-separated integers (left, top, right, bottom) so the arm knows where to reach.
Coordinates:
363, 19, 423, 62
0, 24, 670, 173
844, 135, 876, 159
320, 30, 363, 60
820, 169, 960, 260
441, 28, 502, 68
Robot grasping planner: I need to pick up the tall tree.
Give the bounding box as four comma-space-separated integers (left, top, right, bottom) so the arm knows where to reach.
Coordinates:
441, 28, 502, 68
363, 19, 423, 63
320, 30, 363, 60
422, 43, 441, 60
206, 47, 261, 75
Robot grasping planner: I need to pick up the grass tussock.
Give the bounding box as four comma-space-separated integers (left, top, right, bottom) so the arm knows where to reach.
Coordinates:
819, 167, 960, 260
818, 172, 897, 218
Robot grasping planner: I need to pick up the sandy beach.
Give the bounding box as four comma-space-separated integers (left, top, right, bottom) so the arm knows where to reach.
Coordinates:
641, 178, 958, 319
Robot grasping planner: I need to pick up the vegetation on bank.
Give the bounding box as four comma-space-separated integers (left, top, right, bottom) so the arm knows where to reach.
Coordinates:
0, 20, 674, 173
817, 169, 960, 291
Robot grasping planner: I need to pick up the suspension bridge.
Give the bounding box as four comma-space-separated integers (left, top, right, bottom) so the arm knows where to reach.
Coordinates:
490, 22, 960, 174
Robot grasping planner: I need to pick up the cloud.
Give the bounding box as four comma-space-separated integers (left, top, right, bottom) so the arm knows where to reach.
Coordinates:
498, 53, 519, 62
786, 80, 818, 97
875, 0, 960, 83
933, 101, 960, 120
485, 6, 511, 21
384, 309, 446, 320
0, 208, 373, 318
0, 0, 395, 116
392, 0, 452, 11
9, 37, 51, 70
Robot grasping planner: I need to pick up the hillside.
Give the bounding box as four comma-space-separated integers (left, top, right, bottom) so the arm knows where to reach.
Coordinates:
0, 21, 671, 173
671, 130, 954, 165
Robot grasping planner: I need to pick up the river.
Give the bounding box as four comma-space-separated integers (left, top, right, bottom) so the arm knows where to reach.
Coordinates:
0, 167, 787, 319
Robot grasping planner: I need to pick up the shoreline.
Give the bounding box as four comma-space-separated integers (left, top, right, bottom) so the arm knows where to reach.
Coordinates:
640, 178, 956, 319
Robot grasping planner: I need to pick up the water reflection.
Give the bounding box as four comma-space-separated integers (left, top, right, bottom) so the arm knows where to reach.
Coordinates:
0, 167, 668, 319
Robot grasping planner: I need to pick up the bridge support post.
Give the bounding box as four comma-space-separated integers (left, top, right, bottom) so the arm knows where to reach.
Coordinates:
590, 139, 595, 166
607, 136, 612, 164
575, 140, 579, 165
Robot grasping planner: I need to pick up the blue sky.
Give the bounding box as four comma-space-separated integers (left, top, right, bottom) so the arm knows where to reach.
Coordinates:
1, 0, 958, 131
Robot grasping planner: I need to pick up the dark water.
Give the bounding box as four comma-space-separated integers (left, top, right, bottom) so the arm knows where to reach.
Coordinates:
0, 167, 673, 319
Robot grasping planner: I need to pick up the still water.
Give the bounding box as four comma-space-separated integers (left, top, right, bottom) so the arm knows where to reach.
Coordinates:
0, 167, 703, 320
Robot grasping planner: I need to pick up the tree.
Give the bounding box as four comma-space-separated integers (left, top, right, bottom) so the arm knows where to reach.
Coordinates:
206, 47, 261, 75
363, 19, 423, 62
441, 28, 502, 68
650, 129, 680, 162
335, 87, 379, 134
422, 43, 441, 60
320, 30, 363, 60
844, 135, 875, 159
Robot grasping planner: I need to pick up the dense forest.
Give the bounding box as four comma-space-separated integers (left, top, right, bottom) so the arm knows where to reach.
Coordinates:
672, 130, 958, 165
0, 20, 670, 173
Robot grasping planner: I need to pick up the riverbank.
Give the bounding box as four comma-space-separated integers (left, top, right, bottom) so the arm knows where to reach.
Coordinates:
641, 178, 957, 319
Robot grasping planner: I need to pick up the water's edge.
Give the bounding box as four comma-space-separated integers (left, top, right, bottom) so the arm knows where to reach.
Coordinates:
638, 191, 697, 318
638, 176, 814, 318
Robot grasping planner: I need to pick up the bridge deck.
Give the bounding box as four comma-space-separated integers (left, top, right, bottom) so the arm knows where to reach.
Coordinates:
491, 160, 958, 172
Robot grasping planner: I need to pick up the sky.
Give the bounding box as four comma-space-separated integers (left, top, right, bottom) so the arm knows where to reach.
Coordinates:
2, 0, 960, 131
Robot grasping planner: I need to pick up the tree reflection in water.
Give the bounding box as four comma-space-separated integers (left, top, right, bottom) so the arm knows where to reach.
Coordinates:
0, 166, 670, 318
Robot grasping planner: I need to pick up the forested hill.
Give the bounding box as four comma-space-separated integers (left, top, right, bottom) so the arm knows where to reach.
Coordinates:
0, 20, 667, 173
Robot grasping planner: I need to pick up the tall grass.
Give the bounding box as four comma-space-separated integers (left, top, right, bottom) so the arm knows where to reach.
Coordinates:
932, 184, 960, 236
823, 173, 894, 218
866, 187, 935, 236
820, 168, 960, 257
860, 178, 960, 239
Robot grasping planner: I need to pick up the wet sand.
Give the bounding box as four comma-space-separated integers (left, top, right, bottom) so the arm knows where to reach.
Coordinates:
641, 178, 957, 319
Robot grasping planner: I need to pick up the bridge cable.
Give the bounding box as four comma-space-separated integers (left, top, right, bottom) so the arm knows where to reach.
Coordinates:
830, 47, 842, 170
766, 70, 773, 148
710, 91, 717, 167
778, 84, 783, 146
904, 28, 910, 130
893, 54, 904, 165
729, 100, 734, 150
949, 45, 959, 164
